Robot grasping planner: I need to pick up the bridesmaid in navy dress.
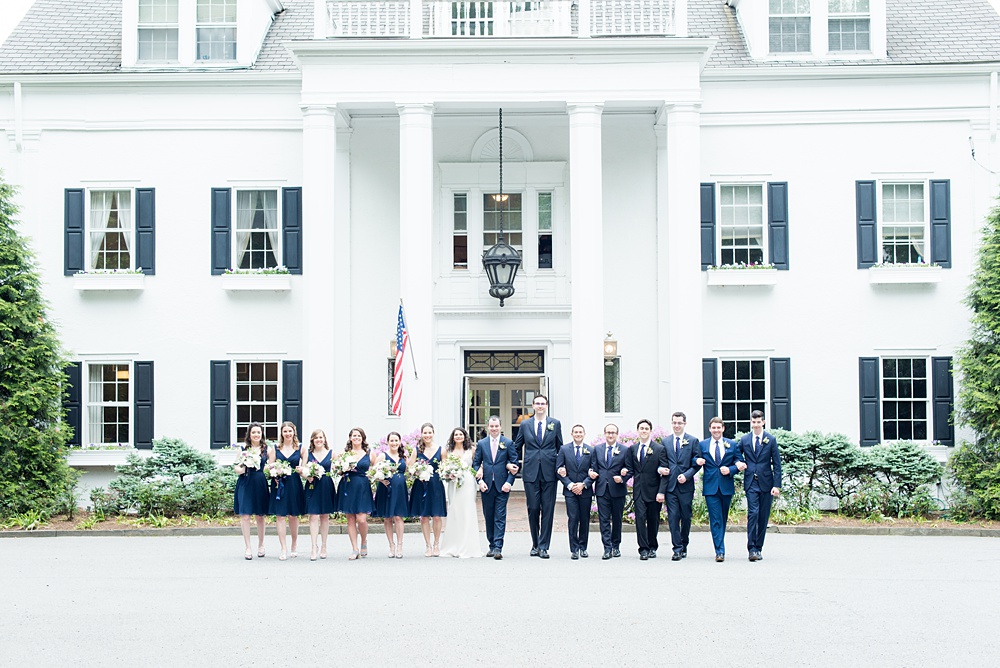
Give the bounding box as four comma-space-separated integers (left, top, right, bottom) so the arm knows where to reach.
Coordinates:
339, 427, 374, 560
409, 422, 446, 557
304, 429, 337, 561
373, 431, 408, 558
268, 421, 306, 561
233, 422, 271, 560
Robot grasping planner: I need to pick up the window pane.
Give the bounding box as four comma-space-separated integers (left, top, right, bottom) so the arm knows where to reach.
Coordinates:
483, 193, 522, 253
140, 0, 179, 23
881, 357, 930, 442
86, 363, 130, 446
718, 185, 764, 266
720, 358, 767, 437
538, 234, 552, 269
235, 361, 280, 445
604, 358, 621, 413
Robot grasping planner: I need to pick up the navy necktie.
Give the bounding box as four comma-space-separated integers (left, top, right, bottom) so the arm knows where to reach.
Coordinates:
675, 436, 680, 457
755, 436, 761, 454
606, 445, 612, 465
575, 446, 581, 465
536, 420, 543, 443
639, 446, 644, 464
714, 441, 722, 464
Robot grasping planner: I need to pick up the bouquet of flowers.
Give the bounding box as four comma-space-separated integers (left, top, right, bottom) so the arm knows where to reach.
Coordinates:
301, 461, 326, 490
371, 458, 399, 483
405, 460, 433, 489
263, 460, 293, 481
235, 450, 261, 472
438, 453, 469, 488
332, 452, 361, 477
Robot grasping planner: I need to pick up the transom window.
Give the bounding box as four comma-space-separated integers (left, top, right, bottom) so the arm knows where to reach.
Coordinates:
484, 193, 522, 253
197, 0, 237, 61
828, 0, 870, 52
235, 362, 278, 442
453, 193, 468, 269
88, 190, 133, 270
881, 358, 927, 440
235, 190, 279, 269
719, 184, 764, 266
721, 360, 766, 438
138, 0, 179, 62
769, 0, 811, 53
88, 363, 130, 446
881, 183, 926, 264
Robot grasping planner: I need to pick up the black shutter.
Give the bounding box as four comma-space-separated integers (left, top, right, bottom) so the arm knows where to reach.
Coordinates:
702, 358, 718, 437
856, 181, 878, 268
282, 360, 303, 441
282, 187, 303, 275
700, 183, 716, 270
767, 182, 789, 270
64, 362, 82, 447
210, 188, 231, 275
133, 361, 154, 449
135, 188, 156, 275
769, 357, 791, 430
64, 189, 85, 275
859, 357, 881, 447
929, 180, 951, 268
931, 356, 954, 446
210, 360, 231, 448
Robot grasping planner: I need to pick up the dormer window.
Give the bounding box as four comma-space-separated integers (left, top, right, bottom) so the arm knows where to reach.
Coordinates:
769, 0, 811, 53
828, 0, 870, 52
196, 0, 237, 61
138, 0, 179, 62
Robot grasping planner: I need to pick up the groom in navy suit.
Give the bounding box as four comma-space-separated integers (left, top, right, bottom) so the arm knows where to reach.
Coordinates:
513, 394, 563, 558
738, 410, 782, 562
474, 415, 519, 560
697, 416, 745, 562
657, 411, 702, 561
555, 425, 594, 559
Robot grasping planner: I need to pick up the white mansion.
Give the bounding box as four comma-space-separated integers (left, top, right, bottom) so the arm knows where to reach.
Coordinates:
1, 0, 999, 487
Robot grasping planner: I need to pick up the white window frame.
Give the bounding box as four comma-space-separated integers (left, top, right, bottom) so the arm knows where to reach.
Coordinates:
768, 0, 812, 54
137, 0, 179, 63
719, 358, 768, 438
879, 181, 928, 265
879, 356, 930, 442
483, 191, 524, 255
233, 360, 281, 443
717, 183, 767, 267
537, 191, 554, 270
233, 188, 282, 270
452, 192, 469, 270
86, 189, 135, 272
827, 0, 871, 53
196, 0, 237, 62
85, 361, 133, 447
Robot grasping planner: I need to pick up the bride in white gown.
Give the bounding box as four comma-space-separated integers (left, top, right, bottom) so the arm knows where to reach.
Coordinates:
439, 428, 483, 558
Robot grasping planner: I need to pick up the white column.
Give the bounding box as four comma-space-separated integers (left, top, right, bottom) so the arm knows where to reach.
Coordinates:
398, 103, 435, 423
301, 105, 338, 434
332, 123, 353, 438
656, 103, 703, 428
567, 103, 604, 434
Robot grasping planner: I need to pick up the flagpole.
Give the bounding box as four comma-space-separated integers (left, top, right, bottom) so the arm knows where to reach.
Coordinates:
400, 298, 419, 380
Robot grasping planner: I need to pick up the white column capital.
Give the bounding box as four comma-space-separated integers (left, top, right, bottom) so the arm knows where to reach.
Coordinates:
566, 102, 605, 117
301, 104, 337, 118
396, 102, 436, 116
655, 102, 702, 126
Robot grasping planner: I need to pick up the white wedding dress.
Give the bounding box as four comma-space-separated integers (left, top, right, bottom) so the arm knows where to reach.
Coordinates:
439, 449, 483, 558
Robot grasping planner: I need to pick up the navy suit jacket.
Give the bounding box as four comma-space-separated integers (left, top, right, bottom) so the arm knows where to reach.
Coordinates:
513, 416, 563, 483
699, 437, 743, 497
555, 442, 595, 497
591, 442, 631, 498
625, 442, 668, 503
663, 432, 702, 496
738, 430, 782, 491
473, 435, 518, 493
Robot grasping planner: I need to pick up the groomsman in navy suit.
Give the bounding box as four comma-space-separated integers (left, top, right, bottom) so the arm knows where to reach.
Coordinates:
738, 410, 782, 562
696, 416, 745, 562
589, 424, 631, 559
657, 411, 702, 561
555, 425, 594, 559
625, 419, 668, 560
474, 415, 519, 560
513, 394, 563, 558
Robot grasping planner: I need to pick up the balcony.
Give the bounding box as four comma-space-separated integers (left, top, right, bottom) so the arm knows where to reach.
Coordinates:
325, 0, 677, 38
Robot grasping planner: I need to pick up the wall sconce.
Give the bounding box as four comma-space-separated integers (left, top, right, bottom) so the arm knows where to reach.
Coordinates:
389, 339, 398, 357
603, 332, 617, 365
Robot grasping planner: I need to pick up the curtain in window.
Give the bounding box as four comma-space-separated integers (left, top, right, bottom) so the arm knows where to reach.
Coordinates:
235, 190, 255, 265
89, 192, 113, 268
262, 190, 279, 257
911, 234, 926, 263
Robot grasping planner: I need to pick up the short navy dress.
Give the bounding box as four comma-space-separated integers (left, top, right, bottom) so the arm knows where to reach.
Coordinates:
412, 447, 447, 518
374, 455, 409, 518
234, 449, 270, 516
268, 447, 305, 517
339, 451, 374, 515
304, 450, 337, 515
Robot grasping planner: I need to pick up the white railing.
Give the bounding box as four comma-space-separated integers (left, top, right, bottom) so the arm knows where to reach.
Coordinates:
325, 0, 675, 38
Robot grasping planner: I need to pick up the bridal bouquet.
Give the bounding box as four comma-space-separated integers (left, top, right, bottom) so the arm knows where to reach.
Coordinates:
405, 460, 433, 489
371, 458, 399, 483
301, 461, 326, 489
438, 453, 469, 488
332, 452, 361, 477
235, 450, 260, 472
263, 460, 293, 481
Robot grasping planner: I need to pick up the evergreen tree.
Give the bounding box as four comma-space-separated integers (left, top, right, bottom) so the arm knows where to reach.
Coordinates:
0, 173, 76, 517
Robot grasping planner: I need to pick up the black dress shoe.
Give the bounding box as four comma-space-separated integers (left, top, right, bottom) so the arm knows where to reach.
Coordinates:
486, 549, 496, 558
649, 550, 657, 559
681, 550, 687, 558
602, 550, 612, 560
612, 548, 621, 558
639, 552, 648, 561
580, 550, 588, 558
530, 547, 540, 557
756, 552, 763, 560
539, 549, 550, 559
671, 553, 682, 561
571, 550, 579, 560
494, 552, 503, 560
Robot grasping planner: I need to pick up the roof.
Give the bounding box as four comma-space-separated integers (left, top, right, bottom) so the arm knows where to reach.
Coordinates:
1, 0, 998, 75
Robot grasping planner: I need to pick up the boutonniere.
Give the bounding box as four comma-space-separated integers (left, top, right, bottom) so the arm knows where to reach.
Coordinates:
498, 443, 506, 450
582, 448, 590, 456
681, 438, 690, 446
645, 446, 653, 456
724, 443, 731, 450
546, 423, 554, 432
612, 446, 620, 456
763, 437, 770, 444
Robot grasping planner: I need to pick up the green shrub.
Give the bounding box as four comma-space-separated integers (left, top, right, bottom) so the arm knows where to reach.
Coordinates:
947, 440, 1000, 520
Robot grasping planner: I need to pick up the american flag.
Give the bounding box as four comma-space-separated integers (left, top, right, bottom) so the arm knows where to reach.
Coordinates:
391, 306, 408, 416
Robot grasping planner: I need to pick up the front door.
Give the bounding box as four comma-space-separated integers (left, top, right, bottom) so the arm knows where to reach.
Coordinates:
465, 378, 544, 442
